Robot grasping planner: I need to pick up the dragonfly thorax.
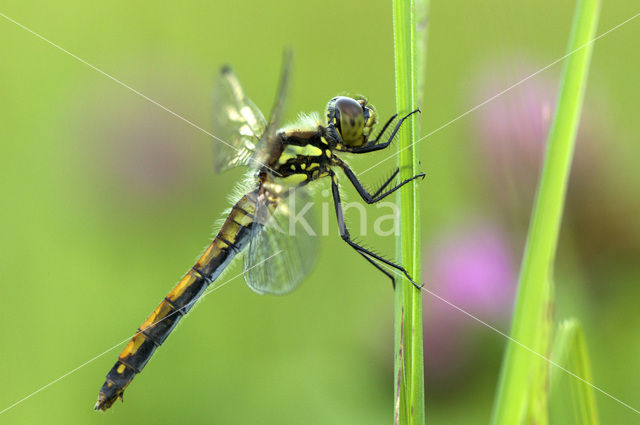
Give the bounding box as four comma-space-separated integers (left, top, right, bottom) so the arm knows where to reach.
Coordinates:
326, 96, 377, 147
263, 131, 332, 186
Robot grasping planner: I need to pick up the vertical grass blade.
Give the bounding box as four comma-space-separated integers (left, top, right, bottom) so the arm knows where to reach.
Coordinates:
549, 319, 600, 425
489, 0, 600, 424
392, 0, 428, 424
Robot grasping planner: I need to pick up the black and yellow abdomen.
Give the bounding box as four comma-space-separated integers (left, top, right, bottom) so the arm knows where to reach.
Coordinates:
95, 191, 259, 411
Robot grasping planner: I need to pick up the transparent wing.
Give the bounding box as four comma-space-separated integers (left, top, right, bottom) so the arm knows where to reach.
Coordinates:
243, 186, 318, 295
252, 49, 293, 170
211, 66, 266, 172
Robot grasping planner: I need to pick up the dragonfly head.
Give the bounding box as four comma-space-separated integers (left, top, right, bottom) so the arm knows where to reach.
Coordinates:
326, 96, 377, 147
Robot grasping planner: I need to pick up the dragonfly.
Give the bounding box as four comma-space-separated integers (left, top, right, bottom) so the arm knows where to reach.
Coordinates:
94, 52, 424, 411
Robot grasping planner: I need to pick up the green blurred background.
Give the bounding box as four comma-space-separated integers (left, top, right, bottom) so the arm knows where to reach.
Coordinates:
1, 1, 639, 424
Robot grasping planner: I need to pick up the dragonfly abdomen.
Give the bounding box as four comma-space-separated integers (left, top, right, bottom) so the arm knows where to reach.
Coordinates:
95, 191, 259, 411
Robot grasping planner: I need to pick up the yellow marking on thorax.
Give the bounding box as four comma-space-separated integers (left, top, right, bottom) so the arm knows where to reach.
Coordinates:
117, 364, 126, 374
278, 144, 323, 164
278, 174, 308, 185
278, 152, 295, 165
320, 136, 329, 145
303, 145, 323, 156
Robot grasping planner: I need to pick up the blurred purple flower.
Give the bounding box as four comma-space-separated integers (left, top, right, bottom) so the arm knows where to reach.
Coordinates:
471, 57, 640, 267
107, 112, 192, 198
422, 220, 516, 380
472, 59, 557, 218
427, 223, 515, 319
470, 58, 617, 217
75, 77, 205, 206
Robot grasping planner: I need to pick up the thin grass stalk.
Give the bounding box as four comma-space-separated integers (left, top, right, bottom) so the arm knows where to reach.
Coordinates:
489, 0, 600, 423
392, 0, 427, 424
550, 319, 600, 424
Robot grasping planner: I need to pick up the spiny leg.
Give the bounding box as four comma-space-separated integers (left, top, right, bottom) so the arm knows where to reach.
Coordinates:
329, 171, 421, 289
339, 163, 425, 204
371, 168, 400, 199
344, 108, 422, 197
350, 109, 420, 154
368, 113, 397, 144
357, 250, 396, 289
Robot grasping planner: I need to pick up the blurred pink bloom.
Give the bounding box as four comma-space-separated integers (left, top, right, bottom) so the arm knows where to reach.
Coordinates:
426, 223, 515, 319
472, 58, 557, 217
471, 57, 640, 267
471, 58, 616, 214
108, 112, 192, 198
422, 220, 516, 380
76, 79, 203, 204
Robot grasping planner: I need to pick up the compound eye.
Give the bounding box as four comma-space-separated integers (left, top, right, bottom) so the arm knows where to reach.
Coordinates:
334, 97, 365, 146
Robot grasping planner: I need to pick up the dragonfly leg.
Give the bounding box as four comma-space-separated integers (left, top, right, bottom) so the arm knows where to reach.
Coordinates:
357, 251, 396, 289
371, 168, 400, 198
329, 171, 422, 290
339, 163, 425, 204
350, 109, 420, 153
367, 113, 397, 143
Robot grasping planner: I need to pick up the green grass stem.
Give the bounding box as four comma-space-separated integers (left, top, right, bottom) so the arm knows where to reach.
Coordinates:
489, 0, 600, 424
549, 319, 600, 424
392, 0, 428, 424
